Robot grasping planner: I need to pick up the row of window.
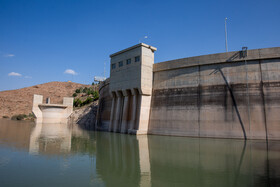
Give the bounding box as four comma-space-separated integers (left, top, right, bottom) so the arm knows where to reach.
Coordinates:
112, 56, 140, 69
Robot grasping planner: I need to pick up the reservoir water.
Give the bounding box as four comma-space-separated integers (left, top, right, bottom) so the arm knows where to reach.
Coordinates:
0, 119, 279, 187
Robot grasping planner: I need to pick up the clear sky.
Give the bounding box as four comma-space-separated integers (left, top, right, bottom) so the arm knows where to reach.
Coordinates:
0, 0, 279, 91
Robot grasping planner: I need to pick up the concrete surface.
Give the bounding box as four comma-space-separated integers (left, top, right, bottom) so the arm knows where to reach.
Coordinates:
96, 45, 280, 140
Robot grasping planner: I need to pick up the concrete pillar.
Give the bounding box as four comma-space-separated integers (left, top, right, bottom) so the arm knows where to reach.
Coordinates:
32, 94, 43, 124
128, 89, 138, 133
113, 91, 122, 132
61, 97, 74, 123
137, 94, 152, 135
120, 90, 129, 133
63, 97, 74, 107
109, 92, 116, 132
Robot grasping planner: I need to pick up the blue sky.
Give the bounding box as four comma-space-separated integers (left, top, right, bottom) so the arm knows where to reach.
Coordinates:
0, 0, 279, 91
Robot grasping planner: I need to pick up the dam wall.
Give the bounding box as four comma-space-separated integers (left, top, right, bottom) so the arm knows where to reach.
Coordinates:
96, 79, 112, 131
149, 47, 280, 140
96, 46, 280, 140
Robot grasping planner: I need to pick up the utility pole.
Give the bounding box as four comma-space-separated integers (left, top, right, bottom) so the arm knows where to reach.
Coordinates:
225, 18, 228, 52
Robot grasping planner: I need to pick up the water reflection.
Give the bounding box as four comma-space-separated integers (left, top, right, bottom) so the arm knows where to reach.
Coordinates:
95, 133, 150, 187
148, 136, 280, 187
29, 123, 71, 154
0, 119, 91, 156
0, 119, 279, 186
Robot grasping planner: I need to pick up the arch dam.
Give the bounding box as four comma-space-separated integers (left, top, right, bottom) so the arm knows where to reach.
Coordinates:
96, 43, 280, 140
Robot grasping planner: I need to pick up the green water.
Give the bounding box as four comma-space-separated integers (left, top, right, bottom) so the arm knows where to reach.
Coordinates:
0, 119, 279, 187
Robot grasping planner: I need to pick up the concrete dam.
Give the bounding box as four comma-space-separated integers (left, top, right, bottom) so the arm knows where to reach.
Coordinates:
96, 43, 280, 140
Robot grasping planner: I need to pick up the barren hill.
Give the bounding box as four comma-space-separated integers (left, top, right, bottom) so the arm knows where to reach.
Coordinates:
0, 81, 90, 118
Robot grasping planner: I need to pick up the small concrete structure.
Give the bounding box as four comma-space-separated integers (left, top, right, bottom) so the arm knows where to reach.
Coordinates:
32, 94, 73, 124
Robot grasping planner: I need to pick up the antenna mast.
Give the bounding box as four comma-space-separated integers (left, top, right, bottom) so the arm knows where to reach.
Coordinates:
225, 17, 228, 52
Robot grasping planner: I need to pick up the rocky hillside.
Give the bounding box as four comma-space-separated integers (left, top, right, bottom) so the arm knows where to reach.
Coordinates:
0, 81, 90, 118
70, 101, 98, 130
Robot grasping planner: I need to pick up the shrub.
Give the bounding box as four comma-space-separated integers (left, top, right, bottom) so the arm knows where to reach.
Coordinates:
28, 113, 35, 118
82, 87, 87, 93
2, 116, 9, 118
74, 98, 82, 107
83, 97, 93, 105
93, 91, 99, 100
75, 89, 81, 93
86, 88, 95, 95
11, 114, 26, 120
72, 93, 77, 97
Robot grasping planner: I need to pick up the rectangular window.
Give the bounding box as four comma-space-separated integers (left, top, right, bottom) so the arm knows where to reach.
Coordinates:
118, 61, 123, 67
126, 59, 131, 65
135, 56, 140, 62
112, 63, 116, 69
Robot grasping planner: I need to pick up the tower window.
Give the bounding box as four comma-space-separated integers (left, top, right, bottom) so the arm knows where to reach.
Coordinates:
118, 61, 123, 67
112, 63, 116, 69
126, 59, 131, 65
135, 56, 140, 62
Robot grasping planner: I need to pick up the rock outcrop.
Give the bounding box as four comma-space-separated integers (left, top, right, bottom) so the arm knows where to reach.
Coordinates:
70, 101, 98, 130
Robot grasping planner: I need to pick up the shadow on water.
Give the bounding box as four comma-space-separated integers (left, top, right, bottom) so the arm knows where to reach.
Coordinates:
233, 140, 247, 186
0, 119, 280, 186
253, 141, 280, 187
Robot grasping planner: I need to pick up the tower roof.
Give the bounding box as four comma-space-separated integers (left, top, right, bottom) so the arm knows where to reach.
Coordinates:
110, 43, 157, 58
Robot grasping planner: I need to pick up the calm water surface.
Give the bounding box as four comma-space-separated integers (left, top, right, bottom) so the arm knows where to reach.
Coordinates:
0, 119, 279, 187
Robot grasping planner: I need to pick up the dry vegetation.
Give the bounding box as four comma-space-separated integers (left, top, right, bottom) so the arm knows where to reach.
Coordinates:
0, 81, 95, 118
